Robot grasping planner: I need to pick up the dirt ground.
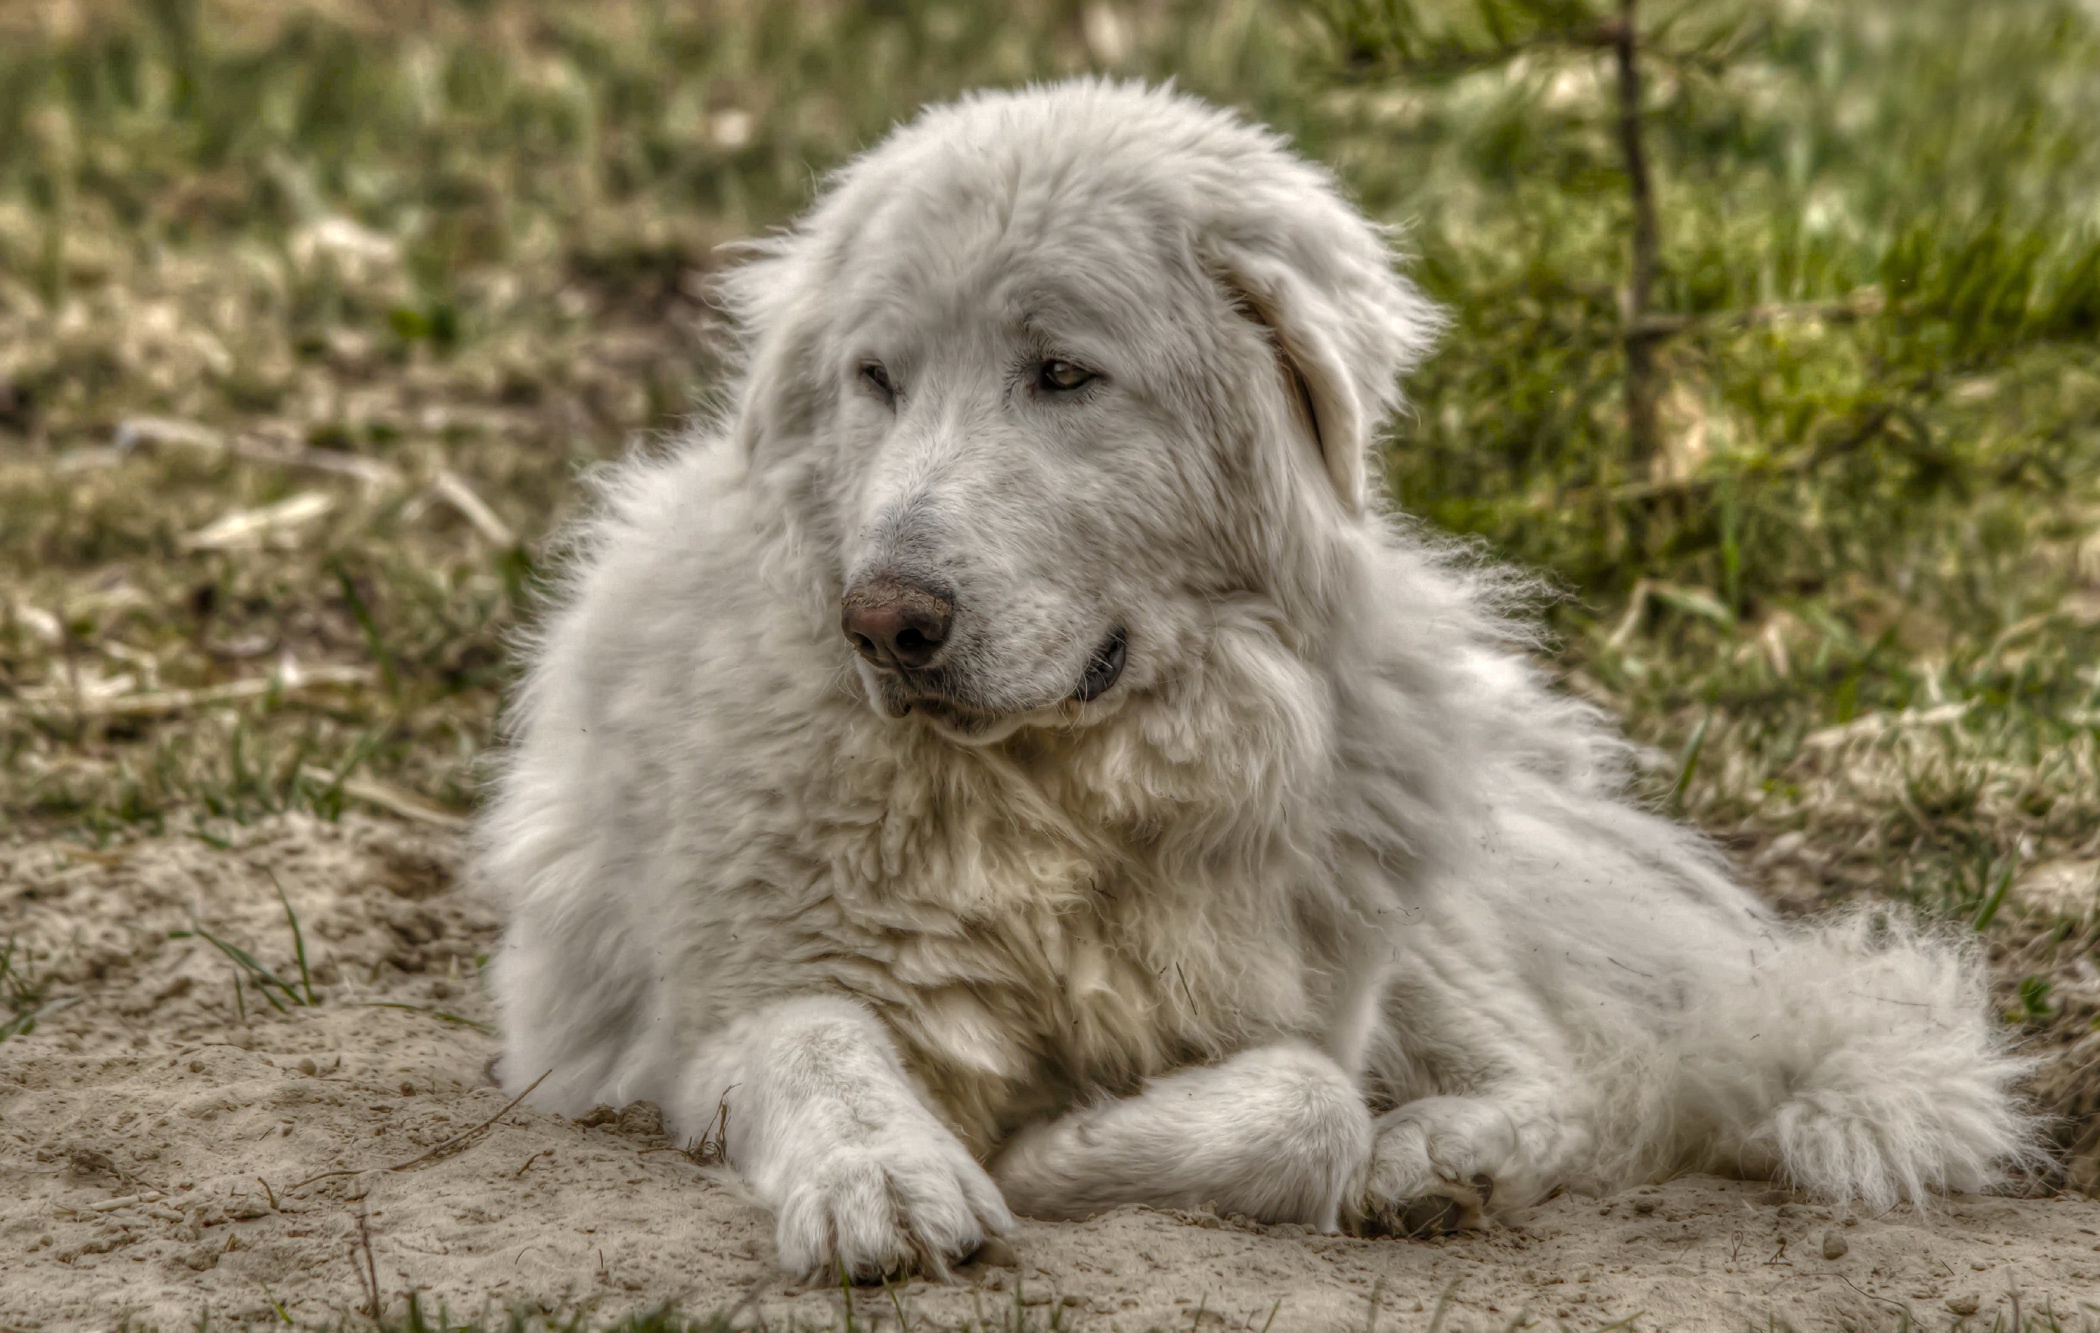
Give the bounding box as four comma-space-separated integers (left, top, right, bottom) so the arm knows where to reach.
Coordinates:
3, 816, 2099, 1333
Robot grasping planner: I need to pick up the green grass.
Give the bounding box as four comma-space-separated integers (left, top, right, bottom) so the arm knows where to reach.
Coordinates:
0, 932, 55, 1040
177, 1286, 2100, 1332
1, 0, 2097, 1182
365, 1308, 741, 1333
166, 873, 321, 1018
183, 1276, 1085, 1333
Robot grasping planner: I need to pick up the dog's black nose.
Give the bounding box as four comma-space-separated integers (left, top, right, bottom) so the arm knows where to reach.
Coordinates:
841, 578, 953, 670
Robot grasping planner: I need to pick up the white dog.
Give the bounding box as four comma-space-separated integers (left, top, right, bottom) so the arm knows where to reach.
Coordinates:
481, 81, 2034, 1280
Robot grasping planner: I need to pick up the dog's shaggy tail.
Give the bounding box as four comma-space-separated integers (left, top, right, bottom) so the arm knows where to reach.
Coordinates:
1596, 909, 2043, 1209
1725, 911, 2042, 1207
1749, 911, 2041, 1208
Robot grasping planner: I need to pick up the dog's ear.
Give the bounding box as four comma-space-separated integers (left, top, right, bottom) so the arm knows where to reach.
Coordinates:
1206, 206, 1442, 515
717, 233, 834, 463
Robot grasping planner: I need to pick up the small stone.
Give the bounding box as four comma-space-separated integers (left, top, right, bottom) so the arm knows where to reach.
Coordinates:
297, 1057, 318, 1076
183, 1248, 217, 1272
973, 1236, 1020, 1269
574, 1105, 621, 1128
1632, 1198, 1657, 1215
188, 1060, 205, 1074
1946, 1295, 1980, 1317
1822, 1231, 1847, 1261
399, 1081, 415, 1096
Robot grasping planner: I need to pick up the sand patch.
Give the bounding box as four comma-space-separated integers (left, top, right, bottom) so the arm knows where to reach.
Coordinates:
3, 817, 2098, 1331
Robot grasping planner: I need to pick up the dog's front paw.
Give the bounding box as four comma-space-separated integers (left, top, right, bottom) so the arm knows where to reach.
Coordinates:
1353, 1172, 1494, 1238
1350, 1105, 1496, 1239
774, 1130, 1014, 1282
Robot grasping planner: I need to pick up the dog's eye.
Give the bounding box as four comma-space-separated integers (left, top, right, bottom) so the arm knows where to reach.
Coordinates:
860, 361, 897, 404
1035, 360, 1097, 395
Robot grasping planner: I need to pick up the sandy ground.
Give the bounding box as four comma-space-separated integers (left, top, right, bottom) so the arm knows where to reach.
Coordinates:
4, 816, 2099, 1333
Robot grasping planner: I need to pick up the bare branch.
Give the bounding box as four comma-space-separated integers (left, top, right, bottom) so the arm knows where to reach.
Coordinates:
1333, 25, 1616, 82
1612, 2, 1661, 467
1629, 291, 1888, 342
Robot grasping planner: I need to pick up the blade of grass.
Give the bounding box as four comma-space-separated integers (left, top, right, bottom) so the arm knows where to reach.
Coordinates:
332, 561, 400, 695
1, 995, 81, 1042
359, 1002, 494, 1033
269, 870, 318, 1005
171, 923, 308, 1010
310, 722, 389, 819
1668, 712, 1712, 815
1971, 856, 2017, 932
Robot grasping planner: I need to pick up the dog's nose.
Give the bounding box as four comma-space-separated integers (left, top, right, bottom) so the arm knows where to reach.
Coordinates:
841, 578, 954, 670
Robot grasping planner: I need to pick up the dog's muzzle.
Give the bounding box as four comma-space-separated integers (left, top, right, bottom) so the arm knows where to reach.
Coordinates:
840, 574, 1130, 724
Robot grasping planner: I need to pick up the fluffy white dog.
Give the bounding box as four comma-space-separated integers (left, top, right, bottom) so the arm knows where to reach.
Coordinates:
481, 81, 2034, 1280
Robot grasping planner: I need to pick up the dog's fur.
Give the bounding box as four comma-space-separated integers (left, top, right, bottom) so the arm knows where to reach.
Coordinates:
482, 81, 2035, 1279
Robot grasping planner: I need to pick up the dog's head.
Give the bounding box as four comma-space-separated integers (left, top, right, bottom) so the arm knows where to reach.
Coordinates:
724, 82, 1440, 743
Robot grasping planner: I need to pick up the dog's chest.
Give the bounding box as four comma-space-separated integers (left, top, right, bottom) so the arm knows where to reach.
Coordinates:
811, 794, 1330, 1151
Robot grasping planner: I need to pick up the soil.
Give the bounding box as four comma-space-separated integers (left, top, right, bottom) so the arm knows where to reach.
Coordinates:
3, 816, 2098, 1332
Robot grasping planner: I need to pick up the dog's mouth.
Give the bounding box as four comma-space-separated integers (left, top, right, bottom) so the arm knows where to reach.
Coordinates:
867, 627, 1130, 736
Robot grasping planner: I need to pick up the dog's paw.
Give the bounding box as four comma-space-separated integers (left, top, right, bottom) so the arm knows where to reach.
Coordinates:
1352, 1172, 1494, 1238
1350, 1100, 1502, 1239
773, 1131, 1014, 1282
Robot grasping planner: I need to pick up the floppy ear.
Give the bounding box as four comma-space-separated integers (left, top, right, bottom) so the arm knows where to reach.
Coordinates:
716, 233, 834, 464
1205, 210, 1443, 515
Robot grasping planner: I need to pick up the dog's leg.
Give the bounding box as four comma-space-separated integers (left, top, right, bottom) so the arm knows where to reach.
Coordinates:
1353, 953, 1590, 1237
990, 1043, 1372, 1232
1354, 1088, 1581, 1236
681, 995, 1013, 1282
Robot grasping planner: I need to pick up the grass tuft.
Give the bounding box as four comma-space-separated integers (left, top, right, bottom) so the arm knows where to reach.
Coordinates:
0, 934, 52, 1042
169, 891, 322, 1014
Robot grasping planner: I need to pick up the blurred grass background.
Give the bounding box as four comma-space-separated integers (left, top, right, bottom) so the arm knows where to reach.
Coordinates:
1, 0, 2098, 1183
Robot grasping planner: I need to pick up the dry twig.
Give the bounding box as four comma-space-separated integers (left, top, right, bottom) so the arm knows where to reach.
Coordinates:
285, 1069, 550, 1193
432, 470, 518, 548
340, 776, 468, 830
117, 417, 405, 488
4, 664, 370, 722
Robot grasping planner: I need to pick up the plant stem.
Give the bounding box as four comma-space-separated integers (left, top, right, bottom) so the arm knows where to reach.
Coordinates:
1614, 0, 1662, 468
